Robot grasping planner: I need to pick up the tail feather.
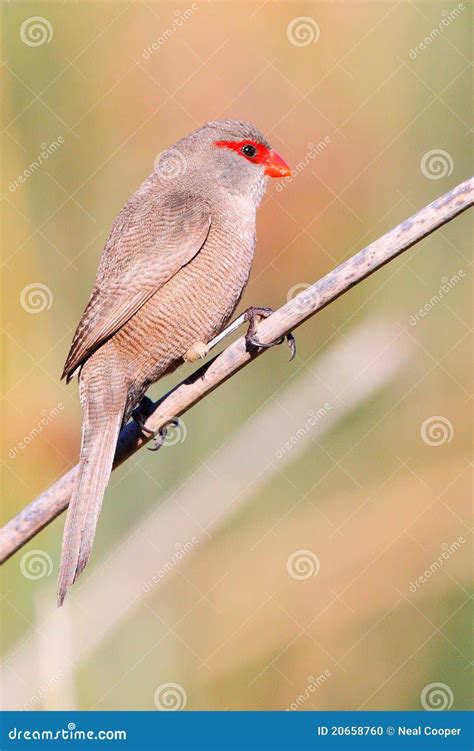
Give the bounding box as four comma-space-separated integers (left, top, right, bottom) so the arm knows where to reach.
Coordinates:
57, 410, 123, 606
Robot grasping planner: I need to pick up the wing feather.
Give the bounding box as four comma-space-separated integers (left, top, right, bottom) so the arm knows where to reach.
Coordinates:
63, 191, 211, 380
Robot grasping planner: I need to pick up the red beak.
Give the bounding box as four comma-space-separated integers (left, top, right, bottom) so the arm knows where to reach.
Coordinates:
264, 149, 292, 178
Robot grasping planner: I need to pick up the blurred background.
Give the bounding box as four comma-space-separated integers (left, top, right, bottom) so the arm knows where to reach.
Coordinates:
1, 0, 472, 712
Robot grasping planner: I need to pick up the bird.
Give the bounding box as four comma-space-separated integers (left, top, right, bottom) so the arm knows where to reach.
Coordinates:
57, 119, 291, 606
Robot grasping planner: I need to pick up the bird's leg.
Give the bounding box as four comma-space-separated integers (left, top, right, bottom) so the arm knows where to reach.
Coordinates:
207, 307, 296, 361
245, 307, 296, 361
131, 396, 178, 451
131, 395, 155, 436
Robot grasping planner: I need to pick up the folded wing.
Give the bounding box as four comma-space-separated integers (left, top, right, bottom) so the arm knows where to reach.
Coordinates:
62, 192, 211, 381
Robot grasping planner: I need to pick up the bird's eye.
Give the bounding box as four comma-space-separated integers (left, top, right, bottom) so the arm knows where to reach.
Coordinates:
241, 144, 257, 158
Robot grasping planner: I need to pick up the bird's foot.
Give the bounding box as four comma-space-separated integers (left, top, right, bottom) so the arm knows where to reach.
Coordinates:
146, 419, 180, 452
205, 306, 296, 361
132, 399, 180, 451
183, 341, 209, 363
244, 307, 296, 362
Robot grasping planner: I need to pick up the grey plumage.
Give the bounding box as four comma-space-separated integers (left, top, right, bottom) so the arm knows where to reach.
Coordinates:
58, 119, 289, 605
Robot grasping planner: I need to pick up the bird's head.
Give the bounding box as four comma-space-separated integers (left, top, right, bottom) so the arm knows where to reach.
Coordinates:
155, 119, 291, 205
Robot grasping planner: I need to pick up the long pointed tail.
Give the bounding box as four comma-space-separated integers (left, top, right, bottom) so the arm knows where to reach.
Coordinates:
57, 372, 126, 606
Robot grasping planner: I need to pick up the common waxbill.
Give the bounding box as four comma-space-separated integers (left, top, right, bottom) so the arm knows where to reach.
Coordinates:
58, 119, 291, 605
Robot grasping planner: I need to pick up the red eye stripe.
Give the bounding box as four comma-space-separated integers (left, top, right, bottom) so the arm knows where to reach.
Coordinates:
214, 139, 292, 178
214, 139, 269, 164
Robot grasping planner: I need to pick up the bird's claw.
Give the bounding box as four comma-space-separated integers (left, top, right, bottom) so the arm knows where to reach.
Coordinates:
244, 307, 296, 362
246, 331, 296, 361
132, 398, 180, 451
147, 419, 179, 451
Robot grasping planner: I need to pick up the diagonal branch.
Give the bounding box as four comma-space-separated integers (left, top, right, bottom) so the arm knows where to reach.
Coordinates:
1, 178, 472, 564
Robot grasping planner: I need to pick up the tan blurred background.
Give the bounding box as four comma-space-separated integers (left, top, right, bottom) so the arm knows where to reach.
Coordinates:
1, 1, 472, 712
